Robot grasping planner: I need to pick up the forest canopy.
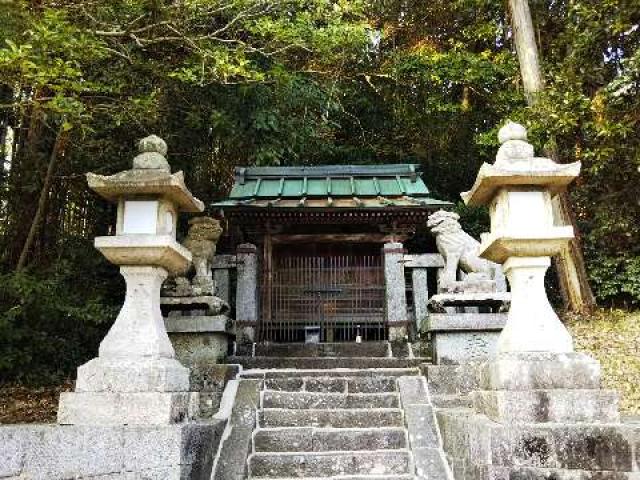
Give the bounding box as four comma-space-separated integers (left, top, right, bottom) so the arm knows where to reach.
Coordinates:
0, 0, 639, 382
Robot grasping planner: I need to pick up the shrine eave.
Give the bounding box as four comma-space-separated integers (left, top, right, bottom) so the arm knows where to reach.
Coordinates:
211, 164, 453, 213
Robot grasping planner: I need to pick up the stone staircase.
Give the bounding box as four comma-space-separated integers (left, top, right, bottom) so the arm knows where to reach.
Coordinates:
234, 367, 451, 480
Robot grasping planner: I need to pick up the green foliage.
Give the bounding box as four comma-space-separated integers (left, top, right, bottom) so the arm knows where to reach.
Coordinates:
0, 0, 639, 383
0, 239, 119, 384
521, 0, 640, 305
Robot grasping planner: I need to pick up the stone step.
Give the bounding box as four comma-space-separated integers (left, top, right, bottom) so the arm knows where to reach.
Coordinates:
254, 342, 391, 358
263, 376, 399, 393
259, 408, 404, 428
240, 367, 421, 379
263, 391, 400, 409
229, 356, 428, 370
253, 427, 408, 452
248, 450, 413, 478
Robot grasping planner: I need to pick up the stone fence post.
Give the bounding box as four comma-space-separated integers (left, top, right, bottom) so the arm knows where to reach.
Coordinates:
211, 254, 237, 304
383, 242, 408, 341
236, 243, 258, 343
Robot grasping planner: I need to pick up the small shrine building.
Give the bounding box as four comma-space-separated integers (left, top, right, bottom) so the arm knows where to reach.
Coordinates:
213, 164, 451, 344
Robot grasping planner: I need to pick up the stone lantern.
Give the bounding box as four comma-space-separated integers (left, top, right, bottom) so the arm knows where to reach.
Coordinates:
462, 121, 580, 354
460, 122, 614, 424
57, 135, 204, 425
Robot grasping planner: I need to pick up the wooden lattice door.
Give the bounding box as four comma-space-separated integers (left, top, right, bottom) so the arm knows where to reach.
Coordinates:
258, 249, 386, 343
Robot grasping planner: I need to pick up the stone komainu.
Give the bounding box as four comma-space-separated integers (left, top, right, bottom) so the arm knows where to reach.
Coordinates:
427, 210, 506, 293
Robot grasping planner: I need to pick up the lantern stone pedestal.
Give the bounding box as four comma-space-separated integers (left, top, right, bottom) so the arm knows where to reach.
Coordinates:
434, 123, 635, 480
0, 137, 227, 480
58, 136, 205, 426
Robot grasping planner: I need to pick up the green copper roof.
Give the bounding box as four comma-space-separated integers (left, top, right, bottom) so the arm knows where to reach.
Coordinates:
213, 164, 451, 209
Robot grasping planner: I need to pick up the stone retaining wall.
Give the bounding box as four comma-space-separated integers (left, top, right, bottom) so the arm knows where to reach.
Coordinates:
1, 421, 224, 480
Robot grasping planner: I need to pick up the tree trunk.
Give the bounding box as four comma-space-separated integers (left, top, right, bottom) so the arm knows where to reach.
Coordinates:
507, 0, 596, 313
508, 0, 544, 104
16, 123, 69, 271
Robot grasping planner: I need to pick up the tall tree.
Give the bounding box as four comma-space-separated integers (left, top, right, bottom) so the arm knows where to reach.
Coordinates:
508, 0, 596, 313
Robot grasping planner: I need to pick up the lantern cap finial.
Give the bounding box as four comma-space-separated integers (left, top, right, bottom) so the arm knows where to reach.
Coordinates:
133, 135, 170, 172
139, 135, 168, 156
498, 121, 528, 144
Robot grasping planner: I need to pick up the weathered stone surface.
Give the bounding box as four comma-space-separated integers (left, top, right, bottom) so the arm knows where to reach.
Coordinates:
229, 356, 424, 369
87, 169, 204, 213
263, 391, 399, 409
57, 391, 198, 426
242, 367, 420, 379
74, 357, 189, 393
161, 295, 228, 316
95, 238, 192, 274
427, 313, 506, 364
259, 408, 404, 428
437, 408, 637, 474
414, 447, 451, 480
348, 376, 398, 393
253, 428, 315, 453
480, 352, 601, 391
189, 363, 239, 418
398, 375, 430, 406
0, 421, 224, 480
213, 268, 231, 303
253, 427, 408, 452
212, 379, 261, 480
412, 267, 430, 329
384, 242, 408, 338
396, 375, 453, 480
168, 332, 230, 370
260, 375, 399, 394
94, 266, 179, 359
554, 425, 635, 472
264, 377, 306, 392
304, 377, 346, 393
248, 450, 413, 477
432, 330, 502, 364
165, 314, 231, 333
428, 313, 508, 331
235, 243, 258, 343
133, 135, 169, 171
473, 389, 620, 424
428, 292, 511, 312
403, 404, 440, 449
498, 256, 575, 353
183, 216, 222, 295
166, 315, 231, 365
423, 362, 483, 396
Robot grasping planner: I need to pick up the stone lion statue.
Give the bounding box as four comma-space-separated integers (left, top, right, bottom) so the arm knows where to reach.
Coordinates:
427, 210, 506, 293
182, 216, 223, 294
163, 216, 223, 298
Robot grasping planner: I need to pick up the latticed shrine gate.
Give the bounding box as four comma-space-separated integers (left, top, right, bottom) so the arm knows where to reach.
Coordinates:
213, 164, 450, 343
259, 250, 386, 343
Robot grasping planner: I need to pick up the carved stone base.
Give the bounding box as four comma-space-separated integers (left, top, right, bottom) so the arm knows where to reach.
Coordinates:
426, 313, 507, 364
57, 391, 198, 426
